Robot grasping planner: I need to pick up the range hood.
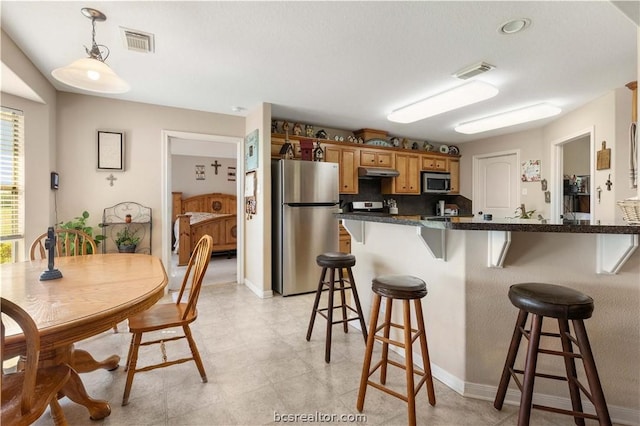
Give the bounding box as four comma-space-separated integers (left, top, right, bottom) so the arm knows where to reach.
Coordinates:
358, 167, 400, 178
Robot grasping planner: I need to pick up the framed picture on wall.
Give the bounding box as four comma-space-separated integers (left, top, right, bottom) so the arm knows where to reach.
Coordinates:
245, 129, 259, 172
97, 130, 125, 171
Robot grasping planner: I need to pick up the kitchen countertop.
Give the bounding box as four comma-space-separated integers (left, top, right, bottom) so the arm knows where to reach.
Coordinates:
336, 212, 640, 234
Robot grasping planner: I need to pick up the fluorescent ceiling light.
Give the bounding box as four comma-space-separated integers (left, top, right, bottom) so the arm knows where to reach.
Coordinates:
387, 81, 498, 124
455, 103, 561, 134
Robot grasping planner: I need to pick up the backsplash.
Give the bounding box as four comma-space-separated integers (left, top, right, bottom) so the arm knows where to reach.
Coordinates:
340, 178, 473, 216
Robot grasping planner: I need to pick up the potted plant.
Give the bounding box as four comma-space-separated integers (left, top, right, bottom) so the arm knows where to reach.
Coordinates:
115, 227, 140, 253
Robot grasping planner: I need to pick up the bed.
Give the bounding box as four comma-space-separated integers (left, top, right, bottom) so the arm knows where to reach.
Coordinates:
172, 192, 237, 266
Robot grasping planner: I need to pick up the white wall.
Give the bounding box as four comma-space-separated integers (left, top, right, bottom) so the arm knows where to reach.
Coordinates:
172, 155, 237, 197
243, 102, 272, 297
459, 88, 632, 223
459, 127, 547, 217
563, 136, 590, 176
55, 93, 244, 256
1, 30, 57, 261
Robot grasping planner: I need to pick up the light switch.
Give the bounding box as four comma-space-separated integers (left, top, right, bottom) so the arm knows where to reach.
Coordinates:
522, 188, 528, 195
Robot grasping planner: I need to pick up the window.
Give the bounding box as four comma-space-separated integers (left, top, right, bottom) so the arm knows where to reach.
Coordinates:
0, 107, 24, 263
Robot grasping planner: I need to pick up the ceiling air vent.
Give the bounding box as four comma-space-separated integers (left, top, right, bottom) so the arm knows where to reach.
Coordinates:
453, 61, 495, 80
120, 27, 155, 53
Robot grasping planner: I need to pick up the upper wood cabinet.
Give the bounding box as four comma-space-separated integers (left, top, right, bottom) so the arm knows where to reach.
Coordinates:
360, 149, 393, 168
271, 133, 460, 196
448, 159, 460, 194
422, 155, 447, 172
382, 153, 420, 194
325, 145, 358, 194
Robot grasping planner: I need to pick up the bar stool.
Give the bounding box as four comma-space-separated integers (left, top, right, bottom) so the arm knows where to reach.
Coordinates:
494, 283, 612, 426
306, 252, 368, 363
357, 275, 436, 426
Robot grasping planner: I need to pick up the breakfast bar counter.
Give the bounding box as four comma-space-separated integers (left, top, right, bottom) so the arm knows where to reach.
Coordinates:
337, 212, 640, 234
335, 212, 640, 423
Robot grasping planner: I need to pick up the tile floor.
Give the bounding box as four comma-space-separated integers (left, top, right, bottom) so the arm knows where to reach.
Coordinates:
35, 281, 612, 425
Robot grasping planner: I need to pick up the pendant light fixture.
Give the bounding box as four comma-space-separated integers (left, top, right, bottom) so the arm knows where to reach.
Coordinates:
52, 8, 130, 94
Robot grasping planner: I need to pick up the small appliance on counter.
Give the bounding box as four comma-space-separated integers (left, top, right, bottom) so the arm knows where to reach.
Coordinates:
351, 201, 384, 213
436, 201, 460, 217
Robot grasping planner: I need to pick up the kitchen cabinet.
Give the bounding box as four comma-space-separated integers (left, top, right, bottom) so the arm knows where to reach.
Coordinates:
271, 133, 460, 196
360, 149, 393, 168
382, 152, 420, 194
339, 223, 351, 253
448, 159, 460, 194
421, 155, 447, 172
325, 145, 359, 194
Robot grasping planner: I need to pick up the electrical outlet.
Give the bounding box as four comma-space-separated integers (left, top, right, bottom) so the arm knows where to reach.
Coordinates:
522, 188, 528, 195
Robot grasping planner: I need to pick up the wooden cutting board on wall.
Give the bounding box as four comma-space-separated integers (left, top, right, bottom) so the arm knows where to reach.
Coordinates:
596, 141, 610, 170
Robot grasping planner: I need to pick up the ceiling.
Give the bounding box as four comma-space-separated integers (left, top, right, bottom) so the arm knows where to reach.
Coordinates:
1, 1, 638, 144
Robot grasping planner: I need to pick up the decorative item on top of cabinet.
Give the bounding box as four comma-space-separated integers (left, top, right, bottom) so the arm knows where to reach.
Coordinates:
300, 139, 314, 161
313, 141, 325, 162
305, 124, 314, 137
279, 142, 294, 159
353, 128, 388, 143
315, 129, 328, 139
292, 123, 303, 136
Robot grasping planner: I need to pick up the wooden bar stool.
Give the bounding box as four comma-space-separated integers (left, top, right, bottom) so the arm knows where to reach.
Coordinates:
306, 252, 368, 363
357, 275, 436, 426
494, 283, 612, 426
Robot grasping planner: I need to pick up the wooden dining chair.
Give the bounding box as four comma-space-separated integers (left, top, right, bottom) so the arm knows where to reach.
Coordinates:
122, 234, 213, 406
1, 297, 72, 426
29, 228, 97, 260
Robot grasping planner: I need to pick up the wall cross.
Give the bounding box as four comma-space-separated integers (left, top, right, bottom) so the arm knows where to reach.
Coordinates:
211, 160, 221, 175
106, 174, 117, 186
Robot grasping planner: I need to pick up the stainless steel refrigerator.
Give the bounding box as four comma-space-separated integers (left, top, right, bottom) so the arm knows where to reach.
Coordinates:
272, 159, 339, 296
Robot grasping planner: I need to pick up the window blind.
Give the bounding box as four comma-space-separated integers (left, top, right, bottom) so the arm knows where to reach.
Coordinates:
0, 107, 25, 240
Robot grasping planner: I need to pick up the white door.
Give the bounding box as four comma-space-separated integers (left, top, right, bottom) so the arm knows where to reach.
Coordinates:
474, 152, 520, 218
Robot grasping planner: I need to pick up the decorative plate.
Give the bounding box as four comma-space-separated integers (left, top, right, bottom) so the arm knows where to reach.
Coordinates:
448, 145, 460, 155
439, 145, 449, 153
365, 138, 392, 147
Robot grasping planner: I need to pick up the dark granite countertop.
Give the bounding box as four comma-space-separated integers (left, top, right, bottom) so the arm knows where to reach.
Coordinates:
336, 212, 640, 235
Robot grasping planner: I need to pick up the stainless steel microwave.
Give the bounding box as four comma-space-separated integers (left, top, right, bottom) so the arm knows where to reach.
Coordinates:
422, 172, 451, 193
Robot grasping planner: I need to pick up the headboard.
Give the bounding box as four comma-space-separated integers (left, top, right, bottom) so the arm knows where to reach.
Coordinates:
172, 192, 237, 223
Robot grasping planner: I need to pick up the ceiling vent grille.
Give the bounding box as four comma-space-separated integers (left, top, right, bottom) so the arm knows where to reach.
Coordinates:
120, 27, 155, 53
453, 62, 495, 80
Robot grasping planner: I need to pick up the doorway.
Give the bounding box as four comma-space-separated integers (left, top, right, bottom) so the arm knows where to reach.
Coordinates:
473, 150, 521, 218
550, 127, 595, 223
161, 130, 244, 291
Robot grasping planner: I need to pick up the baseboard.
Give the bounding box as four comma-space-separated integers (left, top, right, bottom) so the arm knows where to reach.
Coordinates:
243, 278, 273, 298
464, 382, 640, 426
370, 333, 639, 425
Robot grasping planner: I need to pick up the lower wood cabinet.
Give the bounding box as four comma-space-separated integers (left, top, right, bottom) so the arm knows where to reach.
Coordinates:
339, 224, 351, 253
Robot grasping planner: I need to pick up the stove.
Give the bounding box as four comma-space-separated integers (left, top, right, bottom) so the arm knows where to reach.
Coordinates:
351, 201, 384, 212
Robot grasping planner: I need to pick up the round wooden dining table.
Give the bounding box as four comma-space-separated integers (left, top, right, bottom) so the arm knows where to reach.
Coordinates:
1, 253, 167, 420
